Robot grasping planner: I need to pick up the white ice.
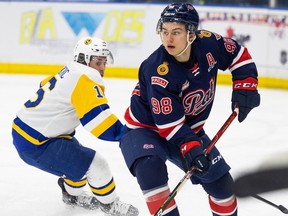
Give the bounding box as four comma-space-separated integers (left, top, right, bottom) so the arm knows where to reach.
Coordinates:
1, 74, 288, 216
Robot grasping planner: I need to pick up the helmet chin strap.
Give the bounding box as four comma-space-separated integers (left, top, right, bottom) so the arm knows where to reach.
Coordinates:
176, 32, 195, 57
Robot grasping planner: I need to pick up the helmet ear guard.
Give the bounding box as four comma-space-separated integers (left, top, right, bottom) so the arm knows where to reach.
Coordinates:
156, 3, 199, 35
75, 53, 86, 65
73, 37, 114, 65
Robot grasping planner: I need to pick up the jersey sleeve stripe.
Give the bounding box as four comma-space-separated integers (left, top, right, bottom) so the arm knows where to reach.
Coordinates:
190, 120, 206, 133
156, 116, 185, 129
229, 59, 254, 72
230, 46, 245, 66
90, 114, 119, 137
164, 123, 183, 141
156, 116, 185, 139
80, 104, 109, 126
124, 107, 158, 130
83, 108, 114, 132
229, 47, 254, 72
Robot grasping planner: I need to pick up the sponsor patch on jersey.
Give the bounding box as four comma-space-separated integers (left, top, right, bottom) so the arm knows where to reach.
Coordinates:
151, 76, 169, 88
157, 62, 169, 75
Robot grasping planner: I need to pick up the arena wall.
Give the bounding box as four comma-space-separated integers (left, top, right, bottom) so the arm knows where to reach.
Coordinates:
0, 2, 287, 89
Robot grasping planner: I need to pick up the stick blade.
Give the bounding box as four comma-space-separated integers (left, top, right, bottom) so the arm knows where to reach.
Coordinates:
279, 205, 288, 214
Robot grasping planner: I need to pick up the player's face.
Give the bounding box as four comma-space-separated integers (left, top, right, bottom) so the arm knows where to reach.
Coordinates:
160, 22, 189, 56
89, 56, 107, 77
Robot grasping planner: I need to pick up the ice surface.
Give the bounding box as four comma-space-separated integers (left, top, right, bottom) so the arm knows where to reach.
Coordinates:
1, 74, 288, 215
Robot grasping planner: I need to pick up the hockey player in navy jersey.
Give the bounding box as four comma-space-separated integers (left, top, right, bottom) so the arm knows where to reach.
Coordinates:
11, 37, 138, 216
120, 3, 260, 216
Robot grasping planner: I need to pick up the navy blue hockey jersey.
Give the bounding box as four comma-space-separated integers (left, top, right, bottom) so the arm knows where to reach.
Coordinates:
124, 30, 258, 146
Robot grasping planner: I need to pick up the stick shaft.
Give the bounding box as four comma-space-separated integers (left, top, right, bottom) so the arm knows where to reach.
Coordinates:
154, 108, 239, 216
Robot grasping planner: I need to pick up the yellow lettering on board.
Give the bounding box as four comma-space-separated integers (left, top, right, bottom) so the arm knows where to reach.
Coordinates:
19, 12, 37, 43
37, 8, 57, 39
103, 10, 144, 43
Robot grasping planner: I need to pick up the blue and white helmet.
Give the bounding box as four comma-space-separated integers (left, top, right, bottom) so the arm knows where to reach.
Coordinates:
73, 37, 114, 65
156, 3, 199, 34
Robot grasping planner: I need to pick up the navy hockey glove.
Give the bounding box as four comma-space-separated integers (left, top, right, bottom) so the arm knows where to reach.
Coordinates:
232, 77, 260, 122
180, 141, 209, 172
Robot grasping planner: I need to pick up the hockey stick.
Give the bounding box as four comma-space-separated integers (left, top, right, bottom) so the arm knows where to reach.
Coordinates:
154, 108, 239, 216
252, 195, 288, 214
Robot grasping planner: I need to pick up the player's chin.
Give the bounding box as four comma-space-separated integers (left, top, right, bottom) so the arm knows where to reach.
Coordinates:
165, 48, 177, 56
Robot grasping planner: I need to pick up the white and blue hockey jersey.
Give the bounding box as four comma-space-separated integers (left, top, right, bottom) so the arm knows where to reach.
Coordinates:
12, 62, 123, 152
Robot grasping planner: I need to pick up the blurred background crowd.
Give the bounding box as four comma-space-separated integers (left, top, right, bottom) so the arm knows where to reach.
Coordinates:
114, 0, 288, 7
9, 0, 288, 8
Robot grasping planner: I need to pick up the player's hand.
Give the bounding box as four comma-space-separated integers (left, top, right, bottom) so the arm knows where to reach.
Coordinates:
180, 141, 210, 172
193, 154, 210, 172
232, 77, 260, 122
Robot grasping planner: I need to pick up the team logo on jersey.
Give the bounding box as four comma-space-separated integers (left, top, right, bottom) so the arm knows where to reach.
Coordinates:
182, 78, 215, 116
157, 62, 169, 75
151, 76, 169, 88
198, 30, 212, 38
84, 38, 92, 45
143, 144, 154, 149
181, 80, 190, 91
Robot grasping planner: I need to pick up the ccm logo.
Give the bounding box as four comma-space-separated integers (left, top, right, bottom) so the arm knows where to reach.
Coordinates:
211, 155, 223, 165
234, 82, 257, 89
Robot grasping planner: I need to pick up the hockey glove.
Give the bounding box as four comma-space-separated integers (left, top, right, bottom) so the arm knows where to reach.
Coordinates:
180, 141, 210, 172
232, 77, 260, 122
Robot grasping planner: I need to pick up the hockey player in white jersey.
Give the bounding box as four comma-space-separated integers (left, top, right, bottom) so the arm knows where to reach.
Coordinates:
11, 37, 139, 216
